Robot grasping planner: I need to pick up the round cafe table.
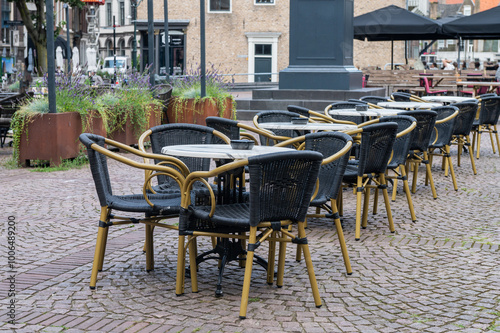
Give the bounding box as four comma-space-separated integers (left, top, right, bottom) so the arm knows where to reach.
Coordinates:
328, 108, 402, 117
161, 144, 293, 160
421, 96, 476, 104
378, 101, 442, 110
257, 122, 357, 131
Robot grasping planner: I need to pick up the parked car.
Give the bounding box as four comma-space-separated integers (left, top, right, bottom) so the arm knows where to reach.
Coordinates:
101, 56, 130, 75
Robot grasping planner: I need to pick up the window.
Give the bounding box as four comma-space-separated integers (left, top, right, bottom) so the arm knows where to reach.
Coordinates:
246, 32, 281, 83
119, 1, 125, 26
106, 2, 112, 26
209, 0, 231, 12
255, 0, 274, 4
119, 39, 126, 56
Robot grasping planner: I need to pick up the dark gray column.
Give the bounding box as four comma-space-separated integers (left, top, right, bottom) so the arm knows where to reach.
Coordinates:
279, 0, 362, 90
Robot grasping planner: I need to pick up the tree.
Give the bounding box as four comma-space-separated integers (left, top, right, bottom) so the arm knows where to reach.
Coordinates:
11, 0, 84, 73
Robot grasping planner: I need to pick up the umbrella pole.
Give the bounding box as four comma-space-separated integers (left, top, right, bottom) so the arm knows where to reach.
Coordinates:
391, 40, 394, 70
457, 37, 462, 74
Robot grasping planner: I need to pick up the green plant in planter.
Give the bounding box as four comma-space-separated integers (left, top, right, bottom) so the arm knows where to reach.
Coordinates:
170, 63, 236, 122
96, 71, 162, 136
10, 70, 160, 167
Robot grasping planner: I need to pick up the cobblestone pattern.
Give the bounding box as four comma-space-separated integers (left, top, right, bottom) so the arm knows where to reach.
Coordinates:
0, 133, 499, 332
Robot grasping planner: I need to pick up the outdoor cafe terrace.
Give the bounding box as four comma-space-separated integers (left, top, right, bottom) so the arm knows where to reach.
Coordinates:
0, 114, 499, 332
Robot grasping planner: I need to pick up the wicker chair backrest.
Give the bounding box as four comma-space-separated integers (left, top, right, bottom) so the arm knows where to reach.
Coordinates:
391, 92, 412, 102
450, 102, 479, 136
287, 105, 311, 117
478, 96, 500, 126
304, 132, 352, 202
328, 101, 367, 124
398, 110, 437, 152
205, 116, 240, 142
379, 115, 416, 168
247, 151, 323, 226
357, 122, 398, 175
79, 133, 114, 207
360, 96, 389, 104
429, 106, 459, 147
149, 124, 219, 185
255, 110, 302, 144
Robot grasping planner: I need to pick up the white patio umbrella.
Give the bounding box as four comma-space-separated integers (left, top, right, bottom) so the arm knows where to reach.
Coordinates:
72, 47, 80, 72
87, 47, 97, 72
56, 47, 64, 69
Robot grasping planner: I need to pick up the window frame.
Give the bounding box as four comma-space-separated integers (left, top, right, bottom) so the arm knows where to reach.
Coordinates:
207, 0, 232, 13
119, 1, 125, 26
106, 2, 112, 27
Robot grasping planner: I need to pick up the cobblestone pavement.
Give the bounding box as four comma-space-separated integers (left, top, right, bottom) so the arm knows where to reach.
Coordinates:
0, 132, 499, 333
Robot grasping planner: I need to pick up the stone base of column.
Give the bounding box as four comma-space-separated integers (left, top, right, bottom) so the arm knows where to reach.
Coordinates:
279, 65, 363, 90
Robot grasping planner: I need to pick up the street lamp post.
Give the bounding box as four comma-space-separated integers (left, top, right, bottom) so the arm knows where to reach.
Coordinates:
113, 15, 117, 84
131, 0, 137, 71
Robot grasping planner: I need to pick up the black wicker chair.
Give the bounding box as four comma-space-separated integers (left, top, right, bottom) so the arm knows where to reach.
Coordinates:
79, 133, 185, 289
398, 110, 438, 199
391, 92, 412, 102
376, 115, 418, 222
138, 123, 230, 194
287, 105, 339, 123
360, 95, 391, 105
176, 150, 323, 319
428, 106, 459, 191
253, 110, 305, 145
450, 101, 479, 174
324, 101, 368, 124
276, 132, 353, 273
471, 96, 500, 159
341, 122, 398, 240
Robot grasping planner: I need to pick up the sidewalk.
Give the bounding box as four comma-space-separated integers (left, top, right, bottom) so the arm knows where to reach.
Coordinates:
0, 136, 499, 332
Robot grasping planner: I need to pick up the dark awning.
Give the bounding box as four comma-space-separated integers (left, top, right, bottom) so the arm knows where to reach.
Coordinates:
354, 5, 452, 41
441, 6, 500, 40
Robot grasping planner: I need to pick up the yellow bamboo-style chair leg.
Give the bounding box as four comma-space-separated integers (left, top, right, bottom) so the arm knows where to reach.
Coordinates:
400, 165, 417, 222
90, 225, 108, 289
267, 231, 277, 285
380, 173, 395, 233
297, 221, 322, 309
465, 136, 478, 175
355, 176, 363, 241
494, 125, 500, 155
145, 224, 154, 272
97, 225, 108, 272
476, 128, 482, 159
188, 235, 198, 293
391, 167, 400, 202
142, 225, 155, 253
425, 152, 433, 186
175, 235, 186, 296
96, 207, 110, 273
373, 187, 379, 215
457, 137, 463, 167
239, 226, 258, 319
276, 230, 287, 288
362, 186, 370, 229
331, 200, 352, 275
445, 146, 458, 191
423, 152, 437, 199
411, 160, 419, 194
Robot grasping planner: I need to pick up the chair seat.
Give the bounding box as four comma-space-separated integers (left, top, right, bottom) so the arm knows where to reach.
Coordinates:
108, 193, 182, 214
188, 203, 251, 230
342, 164, 359, 183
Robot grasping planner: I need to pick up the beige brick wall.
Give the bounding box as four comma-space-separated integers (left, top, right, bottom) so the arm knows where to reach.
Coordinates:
354, 0, 407, 70
137, 1, 406, 81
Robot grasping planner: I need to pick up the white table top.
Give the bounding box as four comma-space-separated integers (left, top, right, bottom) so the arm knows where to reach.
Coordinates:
421, 96, 477, 104
456, 81, 500, 87
378, 101, 442, 109
161, 144, 294, 160
328, 108, 402, 117
258, 122, 357, 131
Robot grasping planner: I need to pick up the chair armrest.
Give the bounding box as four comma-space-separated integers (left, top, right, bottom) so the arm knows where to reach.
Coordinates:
396, 121, 417, 139
435, 110, 459, 125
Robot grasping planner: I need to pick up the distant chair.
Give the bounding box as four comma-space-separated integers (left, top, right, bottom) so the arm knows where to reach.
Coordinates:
253, 110, 304, 145
471, 96, 500, 159
360, 96, 390, 105
324, 101, 368, 124
421, 77, 448, 96
450, 101, 479, 175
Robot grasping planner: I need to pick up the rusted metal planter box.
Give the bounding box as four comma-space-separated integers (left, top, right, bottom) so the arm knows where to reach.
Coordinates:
17, 112, 105, 167
166, 97, 234, 124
